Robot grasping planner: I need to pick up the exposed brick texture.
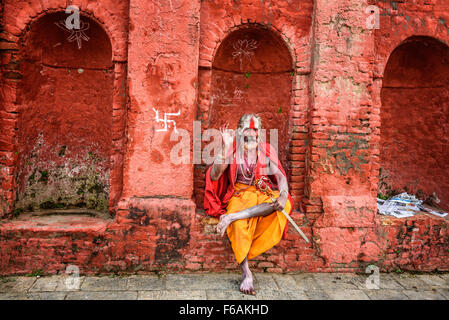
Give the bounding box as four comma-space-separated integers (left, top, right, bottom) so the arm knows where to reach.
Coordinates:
0, 0, 447, 275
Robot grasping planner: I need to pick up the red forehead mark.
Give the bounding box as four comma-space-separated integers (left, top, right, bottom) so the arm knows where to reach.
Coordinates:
249, 118, 255, 129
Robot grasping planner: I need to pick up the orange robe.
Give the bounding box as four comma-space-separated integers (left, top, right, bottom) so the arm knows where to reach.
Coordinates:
225, 182, 291, 264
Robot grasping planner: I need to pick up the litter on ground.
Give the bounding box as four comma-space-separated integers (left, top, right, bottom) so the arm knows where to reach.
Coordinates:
377, 192, 447, 218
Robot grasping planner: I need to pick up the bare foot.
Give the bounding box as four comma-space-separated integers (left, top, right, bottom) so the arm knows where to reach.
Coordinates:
216, 214, 233, 237
240, 273, 256, 295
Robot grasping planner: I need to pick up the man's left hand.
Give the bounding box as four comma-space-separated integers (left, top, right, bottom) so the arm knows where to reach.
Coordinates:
273, 193, 288, 212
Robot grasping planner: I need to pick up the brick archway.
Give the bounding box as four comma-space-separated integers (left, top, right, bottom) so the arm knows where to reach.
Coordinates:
0, 10, 128, 218
14, 12, 114, 213
194, 24, 296, 209
1, 1, 129, 61
380, 36, 449, 211
0, 1, 129, 218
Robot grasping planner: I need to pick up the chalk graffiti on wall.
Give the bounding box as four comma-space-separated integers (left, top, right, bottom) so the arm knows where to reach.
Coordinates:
210, 81, 231, 106
233, 87, 245, 102
211, 85, 248, 106
148, 53, 182, 90
232, 39, 258, 71
153, 108, 181, 133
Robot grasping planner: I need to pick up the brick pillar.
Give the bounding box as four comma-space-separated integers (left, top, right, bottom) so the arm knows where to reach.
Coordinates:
120, 0, 201, 267
308, 0, 382, 270
0, 27, 20, 217
124, 0, 200, 200
109, 61, 128, 214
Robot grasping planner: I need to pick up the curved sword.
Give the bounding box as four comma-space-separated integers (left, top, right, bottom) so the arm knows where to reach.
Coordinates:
256, 176, 310, 243
271, 196, 310, 243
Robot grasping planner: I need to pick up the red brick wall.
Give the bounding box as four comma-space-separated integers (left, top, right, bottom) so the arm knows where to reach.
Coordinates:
0, 0, 447, 276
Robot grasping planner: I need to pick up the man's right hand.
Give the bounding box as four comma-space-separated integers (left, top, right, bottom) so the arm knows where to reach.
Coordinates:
220, 122, 235, 154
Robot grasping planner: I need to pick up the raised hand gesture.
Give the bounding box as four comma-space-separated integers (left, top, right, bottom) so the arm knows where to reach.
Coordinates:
220, 122, 235, 153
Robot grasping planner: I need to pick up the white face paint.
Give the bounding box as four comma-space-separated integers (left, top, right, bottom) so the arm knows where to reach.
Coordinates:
242, 128, 258, 151
236, 114, 262, 153
239, 114, 262, 131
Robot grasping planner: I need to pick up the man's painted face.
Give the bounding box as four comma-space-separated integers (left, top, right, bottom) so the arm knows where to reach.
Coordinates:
243, 128, 258, 150
237, 114, 262, 151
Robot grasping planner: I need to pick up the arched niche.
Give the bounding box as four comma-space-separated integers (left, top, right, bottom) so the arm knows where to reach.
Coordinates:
380, 36, 449, 210
195, 26, 294, 209
15, 12, 114, 213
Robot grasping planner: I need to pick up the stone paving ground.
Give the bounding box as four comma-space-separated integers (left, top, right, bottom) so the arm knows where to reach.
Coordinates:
0, 272, 448, 300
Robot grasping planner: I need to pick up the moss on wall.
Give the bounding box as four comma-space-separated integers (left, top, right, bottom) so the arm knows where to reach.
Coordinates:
15, 146, 109, 213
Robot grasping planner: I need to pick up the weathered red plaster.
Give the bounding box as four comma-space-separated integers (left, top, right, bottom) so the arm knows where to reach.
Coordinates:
15, 12, 114, 212
0, 0, 447, 275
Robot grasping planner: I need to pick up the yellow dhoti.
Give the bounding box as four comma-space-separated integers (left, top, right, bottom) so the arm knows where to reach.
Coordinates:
225, 182, 291, 264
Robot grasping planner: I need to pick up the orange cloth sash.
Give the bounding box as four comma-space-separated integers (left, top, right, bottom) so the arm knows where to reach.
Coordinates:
225, 182, 291, 264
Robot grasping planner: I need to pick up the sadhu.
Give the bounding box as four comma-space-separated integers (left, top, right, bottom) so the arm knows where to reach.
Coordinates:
204, 113, 293, 295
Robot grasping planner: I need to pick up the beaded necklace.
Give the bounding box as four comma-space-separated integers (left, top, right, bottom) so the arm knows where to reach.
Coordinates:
238, 148, 257, 182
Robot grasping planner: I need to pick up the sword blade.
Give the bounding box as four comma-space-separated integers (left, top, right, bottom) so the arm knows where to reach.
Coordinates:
271, 197, 310, 243
281, 209, 310, 243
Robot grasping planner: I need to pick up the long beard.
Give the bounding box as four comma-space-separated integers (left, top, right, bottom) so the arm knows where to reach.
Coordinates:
244, 136, 258, 150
